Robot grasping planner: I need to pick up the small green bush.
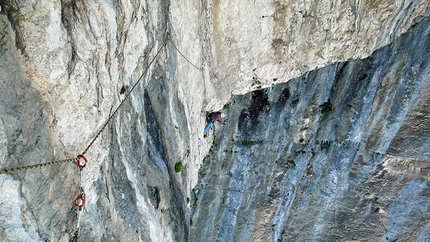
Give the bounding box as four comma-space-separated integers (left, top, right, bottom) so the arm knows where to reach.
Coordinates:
174, 162, 183, 173
288, 160, 296, 169
191, 189, 198, 208
248, 141, 257, 147
299, 138, 304, 143
319, 100, 332, 115
203, 155, 210, 164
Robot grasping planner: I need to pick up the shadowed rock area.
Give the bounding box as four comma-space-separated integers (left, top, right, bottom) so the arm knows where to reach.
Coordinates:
190, 17, 430, 242
0, 0, 429, 241
0, 1, 192, 241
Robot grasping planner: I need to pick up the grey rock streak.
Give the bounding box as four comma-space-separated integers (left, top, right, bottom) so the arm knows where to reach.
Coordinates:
190, 17, 430, 242
0, 0, 429, 241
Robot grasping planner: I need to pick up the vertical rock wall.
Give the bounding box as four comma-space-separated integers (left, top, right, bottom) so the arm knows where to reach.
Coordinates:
0, 0, 429, 241
190, 17, 430, 242
192, 0, 429, 104
0, 0, 195, 241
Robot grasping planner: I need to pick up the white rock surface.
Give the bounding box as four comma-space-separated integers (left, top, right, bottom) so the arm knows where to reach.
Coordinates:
0, 0, 429, 241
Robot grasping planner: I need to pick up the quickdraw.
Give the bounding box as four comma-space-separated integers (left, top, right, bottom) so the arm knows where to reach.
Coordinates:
75, 155, 87, 213
76, 154, 88, 169
74, 192, 86, 211
0, 32, 204, 241
72, 155, 87, 241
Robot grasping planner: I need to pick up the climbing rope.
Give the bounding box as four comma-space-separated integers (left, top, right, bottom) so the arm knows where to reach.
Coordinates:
0, 40, 165, 242
166, 33, 204, 72
0, 157, 78, 174
0, 32, 200, 174
0, 31, 202, 241
81, 43, 166, 155
0, 41, 166, 174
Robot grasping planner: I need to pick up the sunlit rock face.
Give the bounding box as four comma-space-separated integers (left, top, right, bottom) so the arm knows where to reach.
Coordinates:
1, 0, 192, 241
188, 0, 429, 104
0, 0, 429, 241
190, 17, 430, 242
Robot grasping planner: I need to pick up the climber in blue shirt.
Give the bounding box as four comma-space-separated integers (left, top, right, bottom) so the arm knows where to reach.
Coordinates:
204, 112, 223, 136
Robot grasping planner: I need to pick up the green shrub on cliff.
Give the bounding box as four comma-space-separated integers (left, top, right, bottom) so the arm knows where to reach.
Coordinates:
174, 162, 183, 173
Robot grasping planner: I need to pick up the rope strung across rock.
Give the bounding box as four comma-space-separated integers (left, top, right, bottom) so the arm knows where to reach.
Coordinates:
0, 32, 201, 175
166, 33, 204, 72
0, 157, 78, 174
0, 41, 166, 174
0, 32, 200, 175
81, 42, 166, 156
0, 31, 203, 241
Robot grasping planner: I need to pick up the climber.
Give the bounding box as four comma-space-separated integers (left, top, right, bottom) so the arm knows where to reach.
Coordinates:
204, 112, 223, 137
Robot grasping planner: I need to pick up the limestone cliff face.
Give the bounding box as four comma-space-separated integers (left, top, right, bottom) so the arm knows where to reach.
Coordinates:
193, 0, 429, 104
0, 0, 429, 241
190, 16, 430, 241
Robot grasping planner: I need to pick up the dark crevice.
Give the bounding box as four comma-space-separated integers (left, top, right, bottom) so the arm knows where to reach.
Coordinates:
144, 89, 189, 241
61, 0, 79, 77
2, 4, 26, 55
